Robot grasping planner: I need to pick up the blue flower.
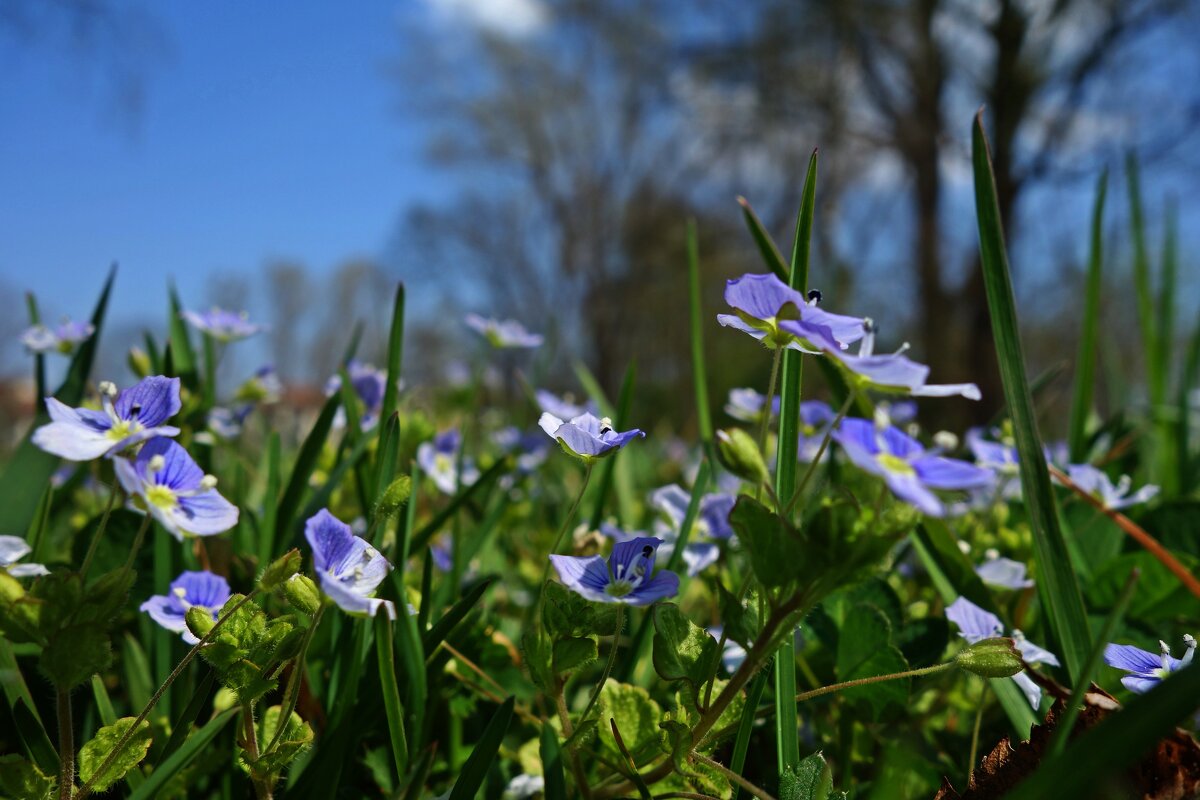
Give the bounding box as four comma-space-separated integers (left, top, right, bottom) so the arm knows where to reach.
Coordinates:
33, 376, 182, 461
1063, 464, 1159, 510
0, 535, 49, 578
550, 536, 679, 605
20, 319, 95, 355
207, 405, 254, 440
114, 438, 239, 541
417, 429, 480, 494
325, 361, 390, 431
790, 318, 981, 400
181, 307, 265, 342
946, 597, 1059, 709
464, 313, 543, 348
492, 426, 551, 474
234, 364, 283, 405
140, 570, 231, 644
724, 388, 780, 423
975, 555, 1034, 590
796, 400, 836, 462
535, 389, 597, 421
834, 418, 992, 517
538, 412, 644, 463
304, 509, 396, 619
1104, 637, 1194, 693
717, 273, 864, 352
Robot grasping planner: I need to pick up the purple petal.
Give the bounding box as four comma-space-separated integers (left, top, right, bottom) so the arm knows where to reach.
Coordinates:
883, 472, 945, 516
881, 426, 925, 460
681, 543, 720, 576
170, 570, 231, 609
318, 573, 397, 618
802, 305, 865, 346
626, 570, 680, 605
1104, 643, 1161, 675
305, 509, 359, 575
913, 456, 993, 490
975, 557, 1033, 590
723, 273, 805, 320
139, 439, 205, 491
699, 494, 735, 539
609, 536, 663, 581
140, 595, 187, 633
1011, 671, 1043, 709
945, 597, 1004, 643
550, 554, 612, 601
114, 376, 182, 427
1120, 675, 1162, 694
832, 352, 929, 392
1015, 636, 1060, 667
650, 485, 691, 526
173, 491, 240, 537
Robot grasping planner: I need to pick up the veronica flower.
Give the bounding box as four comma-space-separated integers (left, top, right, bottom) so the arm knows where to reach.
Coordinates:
20, 319, 95, 355
601, 516, 717, 578
234, 364, 283, 405
539, 412, 644, 463
833, 418, 993, 517
797, 400, 837, 462
975, 555, 1034, 590
417, 429, 480, 494
535, 389, 597, 421
33, 376, 182, 461
724, 388, 780, 423
1104, 636, 1195, 693
304, 509, 396, 619
464, 313, 543, 348
0, 535, 49, 578
717, 273, 864, 352
708, 625, 750, 674
140, 570, 231, 644
550, 536, 678, 605
492, 426, 551, 474
1063, 464, 1159, 510
181, 307, 265, 342
207, 405, 254, 439
946, 597, 1059, 709
793, 318, 981, 400
115, 438, 239, 540
325, 361, 389, 430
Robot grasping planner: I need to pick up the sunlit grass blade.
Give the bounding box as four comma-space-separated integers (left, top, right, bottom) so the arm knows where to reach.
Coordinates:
166, 283, 198, 387
25, 292, 46, 404
541, 723, 568, 800
1008, 661, 1200, 799
373, 412, 401, 532
0, 265, 115, 532
1068, 170, 1107, 462
127, 709, 237, 800
773, 148, 818, 776
686, 219, 714, 455
587, 359, 636, 529
737, 195, 790, 282
376, 614, 409, 779
381, 282, 406, 427
448, 696, 514, 800
275, 392, 341, 545
258, 432, 281, 565
973, 112, 1091, 683
730, 670, 770, 800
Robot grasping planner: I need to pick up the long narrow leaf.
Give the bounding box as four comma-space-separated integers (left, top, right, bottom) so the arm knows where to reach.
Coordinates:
1067, 170, 1107, 461
540, 723, 568, 800
423, 578, 494, 653
973, 112, 1091, 682
381, 283, 406, 433
410, 458, 510, 554
686, 219, 714, 452
737, 196, 790, 282
587, 360, 636, 529
448, 696, 515, 800
127, 709, 237, 800
376, 614, 409, 779
275, 392, 341, 544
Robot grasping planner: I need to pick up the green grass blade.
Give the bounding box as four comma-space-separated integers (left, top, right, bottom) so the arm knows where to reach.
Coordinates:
376, 614, 409, 779
0, 266, 115, 532
973, 113, 1091, 683
381, 283, 406, 432
91, 675, 116, 726
540, 723, 568, 800
275, 392, 341, 545
1007, 661, 1200, 799
1177, 321, 1200, 493
773, 149, 818, 776
1068, 170, 1107, 462
686, 219, 714, 453
157, 670, 216, 764
12, 699, 60, 774
127, 709, 237, 800
729, 670, 769, 800
166, 284, 198, 387
1155, 203, 1178, 491
587, 359, 636, 529
737, 196, 790, 282
448, 696, 514, 800
1125, 153, 1159, 406
258, 432, 281, 565
25, 292, 46, 405
422, 578, 494, 653
373, 413, 401, 532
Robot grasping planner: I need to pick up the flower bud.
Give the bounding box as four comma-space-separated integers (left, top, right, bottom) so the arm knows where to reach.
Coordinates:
127, 347, 151, 378
185, 606, 216, 640
0, 572, 25, 604
715, 428, 770, 485
284, 574, 322, 615
259, 549, 301, 591
955, 637, 1024, 678
375, 475, 412, 519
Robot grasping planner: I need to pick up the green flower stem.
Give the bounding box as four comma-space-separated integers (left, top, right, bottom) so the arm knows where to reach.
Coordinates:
78, 482, 119, 582
75, 590, 261, 800
122, 514, 154, 572
757, 347, 783, 500
567, 605, 624, 746
689, 751, 777, 800
263, 606, 325, 757
785, 392, 855, 516
242, 702, 274, 800
967, 680, 986, 783
57, 686, 74, 800
792, 661, 956, 704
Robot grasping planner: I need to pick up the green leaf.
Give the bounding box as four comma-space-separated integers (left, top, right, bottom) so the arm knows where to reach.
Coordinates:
157, 669, 216, 764
728, 495, 804, 588
78, 717, 153, 793
375, 615, 408, 779
0, 266, 115, 533
275, 392, 341, 546
40, 626, 112, 689
973, 113, 1091, 682
1006, 662, 1200, 799
127, 709, 237, 800
1067, 169, 1107, 462
76, 567, 135, 626
542, 580, 619, 639
539, 724, 568, 800
717, 583, 760, 648
244, 705, 313, 775
422, 578, 495, 652
552, 637, 598, 674
0, 754, 55, 800
728, 671, 769, 800
780, 751, 832, 800
409, 458, 511, 554
685, 219, 714, 457
596, 680, 663, 767
380, 282, 406, 434
166, 285, 198, 386
835, 605, 909, 719
652, 603, 718, 691
447, 696, 514, 800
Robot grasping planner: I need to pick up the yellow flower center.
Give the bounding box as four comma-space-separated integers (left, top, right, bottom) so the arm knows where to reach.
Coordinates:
876, 454, 915, 476
106, 419, 139, 441
146, 485, 177, 510
605, 580, 633, 598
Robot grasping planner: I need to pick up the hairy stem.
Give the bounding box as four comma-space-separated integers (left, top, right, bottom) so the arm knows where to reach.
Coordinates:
690, 751, 777, 800
57, 687, 74, 800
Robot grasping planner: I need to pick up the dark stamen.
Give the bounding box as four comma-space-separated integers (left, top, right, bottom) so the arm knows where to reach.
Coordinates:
807, 289, 823, 304
641, 545, 653, 558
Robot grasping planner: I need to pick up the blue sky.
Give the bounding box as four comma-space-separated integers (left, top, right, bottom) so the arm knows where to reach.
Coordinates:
0, 2, 458, 373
